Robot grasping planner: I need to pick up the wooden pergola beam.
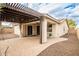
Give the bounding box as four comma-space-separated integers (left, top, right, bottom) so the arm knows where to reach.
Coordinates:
0, 3, 42, 23
1, 11, 40, 23
2, 7, 36, 18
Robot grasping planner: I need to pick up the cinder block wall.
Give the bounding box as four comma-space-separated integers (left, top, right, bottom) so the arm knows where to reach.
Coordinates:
0, 21, 14, 34
76, 29, 79, 40
0, 27, 14, 34
2, 28, 14, 34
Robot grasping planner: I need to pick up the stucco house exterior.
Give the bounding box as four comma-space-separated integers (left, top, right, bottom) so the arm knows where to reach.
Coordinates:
0, 3, 69, 44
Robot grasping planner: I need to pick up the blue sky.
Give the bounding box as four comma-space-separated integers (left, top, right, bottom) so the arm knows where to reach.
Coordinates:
23, 3, 79, 26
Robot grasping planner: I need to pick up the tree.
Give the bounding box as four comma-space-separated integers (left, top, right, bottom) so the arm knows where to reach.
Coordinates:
67, 19, 77, 28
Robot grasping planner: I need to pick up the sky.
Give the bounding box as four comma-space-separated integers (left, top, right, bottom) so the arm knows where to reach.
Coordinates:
23, 3, 79, 26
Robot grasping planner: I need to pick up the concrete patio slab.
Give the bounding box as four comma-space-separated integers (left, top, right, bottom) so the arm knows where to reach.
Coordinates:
0, 37, 68, 56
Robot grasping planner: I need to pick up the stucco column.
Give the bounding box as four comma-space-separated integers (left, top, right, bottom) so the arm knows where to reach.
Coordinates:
52, 24, 55, 37
55, 24, 59, 37
25, 24, 28, 36
22, 24, 26, 37
13, 23, 22, 37
0, 21, 1, 28
32, 24, 35, 35
32, 24, 37, 36
0, 21, 1, 33
40, 16, 47, 43
20, 23, 24, 37
0, 21, 1, 26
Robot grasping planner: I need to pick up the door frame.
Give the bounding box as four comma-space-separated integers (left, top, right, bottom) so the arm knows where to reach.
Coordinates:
28, 25, 32, 36
37, 26, 40, 35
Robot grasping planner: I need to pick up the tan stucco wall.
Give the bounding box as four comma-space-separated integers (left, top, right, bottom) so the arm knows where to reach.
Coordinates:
13, 23, 21, 36
44, 17, 58, 38
44, 17, 68, 37
57, 21, 68, 37
21, 22, 40, 36
1, 28, 14, 34
13, 17, 68, 38
52, 24, 57, 37
55, 24, 59, 37
13, 17, 59, 38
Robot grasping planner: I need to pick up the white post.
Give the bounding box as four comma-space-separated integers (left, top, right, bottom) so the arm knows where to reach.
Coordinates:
20, 23, 24, 37
32, 25, 35, 35
13, 23, 22, 37
32, 24, 37, 35
52, 24, 53, 37
40, 16, 47, 43
55, 24, 59, 37
25, 24, 28, 36
52, 24, 55, 37
0, 21, 1, 33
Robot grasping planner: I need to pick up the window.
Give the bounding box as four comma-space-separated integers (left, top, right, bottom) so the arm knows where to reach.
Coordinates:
63, 26, 65, 32
49, 24, 52, 27
48, 24, 52, 32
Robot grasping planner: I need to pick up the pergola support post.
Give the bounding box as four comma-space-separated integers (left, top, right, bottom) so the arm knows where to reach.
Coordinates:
0, 21, 2, 33
19, 23, 24, 38
40, 16, 47, 44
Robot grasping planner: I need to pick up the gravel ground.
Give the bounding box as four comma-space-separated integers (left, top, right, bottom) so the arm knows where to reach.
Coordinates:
38, 29, 79, 56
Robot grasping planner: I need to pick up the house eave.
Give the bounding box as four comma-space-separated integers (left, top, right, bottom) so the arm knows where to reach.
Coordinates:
43, 14, 60, 24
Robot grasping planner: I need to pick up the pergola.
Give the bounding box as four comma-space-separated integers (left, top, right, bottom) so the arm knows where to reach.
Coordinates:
0, 3, 42, 23
0, 3, 54, 44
